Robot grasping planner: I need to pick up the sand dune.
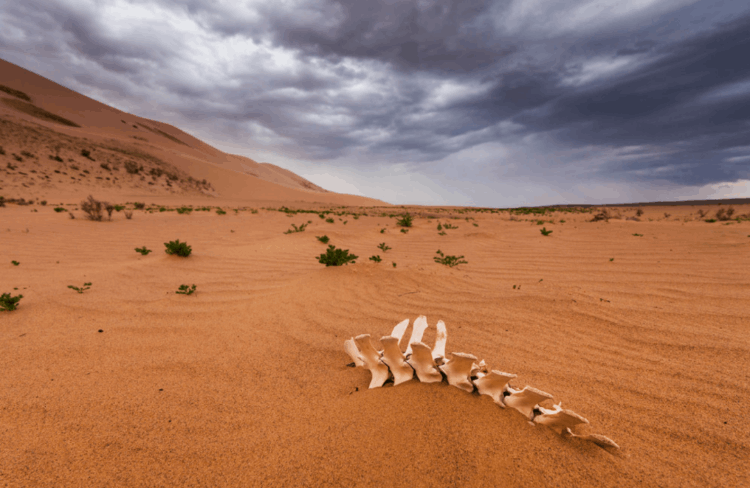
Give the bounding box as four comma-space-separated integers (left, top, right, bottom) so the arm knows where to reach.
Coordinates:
1, 202, 748, 486
0, 58, 383, 207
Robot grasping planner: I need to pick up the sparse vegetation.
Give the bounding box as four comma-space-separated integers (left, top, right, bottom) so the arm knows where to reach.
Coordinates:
317, 245, 358, 266
380, 228, 386, 234
591, 209, 611, 222
125, 210, 133, 220
164, 240, 192, 257
11, 260, 19, 266
443, 223, 458, 229
396, 213, 413, 227
326, 218, 334, 223
716, 207, 735, 221
392, 262, 397, 268
216, 209, 226, 215
632, 233, 644, 237
0, 293, 23, 311
377, 243, 391, 252
68, 282, 92, 294
369, 255, 382, 263
105, 203, 115, 220
176, 284, 197, 295
100, 162, 110, 171
434, 250, 467, 267
133, 202, 145, 210
540, 227, 553, 236
81, 195, 105, 221
400, 228, 409, 234
80, 149, 94, 161
0, 84, 31, 101
135, 246, 152, 256
176, 206, 193, 215
316, 235, 330, 244
54, 207, 66, 213
704, 219, 717, 223
124, 161, 141, 174
636, 208, 644, 217
284, 223, 308, 234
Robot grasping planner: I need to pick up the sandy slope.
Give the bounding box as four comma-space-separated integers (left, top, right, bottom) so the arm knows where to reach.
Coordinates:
1, 202, 748, 487
0, 58, 383, 207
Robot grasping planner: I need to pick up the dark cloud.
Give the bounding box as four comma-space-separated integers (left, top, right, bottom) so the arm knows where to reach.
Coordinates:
1, 0, 750, 203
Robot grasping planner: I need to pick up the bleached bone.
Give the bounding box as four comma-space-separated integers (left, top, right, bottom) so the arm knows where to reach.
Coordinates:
503, 386, 554, 419
406, 342, 443, 383
390, 319, 410, 344
344, 338, 365, 367
380, 336, 414, 385
432, 320, 447, 361
470, 359, 488, 378
473, 370, 517, 406
533, 403, 589, 434
563, 428, 620, 449
404, 315, 429, 356
439, 352, 477, 392
354, 334, 391, 389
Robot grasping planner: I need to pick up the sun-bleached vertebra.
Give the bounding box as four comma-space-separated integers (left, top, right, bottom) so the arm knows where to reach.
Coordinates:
473, 370, 517, 406
344, 338, 364, 367
380, 336, 414, 385
406, 341, 443, 383
533, 403, 589, 434
563, 428, 620, 449
439, 352, 477, 392
390, 318, 410, 344
432, 320, 447, 361
503, 385, 554, 419
404, 315, 429, 356
354, 334, 391, 389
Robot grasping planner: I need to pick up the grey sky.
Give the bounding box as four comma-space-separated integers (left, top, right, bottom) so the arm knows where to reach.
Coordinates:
2, 0, 749, 206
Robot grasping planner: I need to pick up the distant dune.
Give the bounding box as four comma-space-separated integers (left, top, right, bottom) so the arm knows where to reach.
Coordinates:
0, 58, 385, 207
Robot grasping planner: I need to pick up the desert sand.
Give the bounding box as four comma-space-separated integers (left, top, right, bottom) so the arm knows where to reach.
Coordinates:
2, 59, 749, 487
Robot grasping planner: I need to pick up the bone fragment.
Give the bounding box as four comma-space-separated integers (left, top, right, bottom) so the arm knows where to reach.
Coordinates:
563, 428, 620, 449
390, 319, 410, 345
404, 315, 429, 356
470, 359, 488, 378
533, 403, 589, 434
439, 352, 477, 392
473, 370, 517, 406
354, 334, 391, 389
344, 338, 365, 367
432, 320, 447, 360
503, 386, 554, 419
380, 336, 414, 385
406, 342, 443, 383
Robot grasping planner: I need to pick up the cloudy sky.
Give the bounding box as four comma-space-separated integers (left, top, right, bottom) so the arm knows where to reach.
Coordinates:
2, 0, 750, 206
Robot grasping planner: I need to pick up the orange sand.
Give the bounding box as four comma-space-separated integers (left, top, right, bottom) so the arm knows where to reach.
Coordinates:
1, 203, 749, 487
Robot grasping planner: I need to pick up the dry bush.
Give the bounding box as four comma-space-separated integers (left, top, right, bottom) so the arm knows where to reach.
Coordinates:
591, 208, 611, 222
105, 203, 115, 220
80, 195, 104, 221
697, 209, 707, 218
636, 208, 644, 216
716, 207, 735, 221
124, 210, 133, 220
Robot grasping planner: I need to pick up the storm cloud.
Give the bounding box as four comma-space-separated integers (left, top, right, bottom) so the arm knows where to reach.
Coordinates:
2, 0, 749, 205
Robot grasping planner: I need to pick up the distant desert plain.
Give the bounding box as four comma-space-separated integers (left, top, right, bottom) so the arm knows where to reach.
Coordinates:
1, 59, 749, 487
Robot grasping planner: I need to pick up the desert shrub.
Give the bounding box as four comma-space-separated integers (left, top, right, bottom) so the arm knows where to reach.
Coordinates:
176, 284, 196, 295
325, 217, 334, 223
380, 228, 385, 234
176, 206, 192, 214
400, 228, 408, 234
443, 223, 458, 229
377, 243, 391, 252
369, 255, 382, 263
124, 211, 133, 219
81, 149, 94, 160
434, 250, 467, 267
540, 227, 553, 236
437, 222, 442, 231
54, 207, 66, 212
716, 207, 735, 221
696, 209, 707, 218
100, 162, 110, 171
133, 202, 145, 210
0, 146, 4, 155
68, 282, 92, 294
40, 200, 47, 206
0, 292, 23, 311
150, 167, 164, 177
317, 245, 358, 266
105, 203, 115, 219
216, 209, 226, 215
49, 155, 63, 162
124, 161, 141, 174
316, 235, 330, 244
164, 240, 192, 257
12, 260, 19, 266
81, 195, 105, 221
591, 209, 611, 222
664, 212, 671, 219
69, 212, 76, 219
0, 197, 6, 207
113, 205, 124, 212
135, 246, 151, 255
396, 213, 413, 227
284, 223, 307, 234
0, 85, 31, 101
166, 172, 179, 181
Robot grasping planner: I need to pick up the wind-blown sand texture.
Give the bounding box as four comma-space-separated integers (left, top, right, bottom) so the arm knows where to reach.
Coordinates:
2, 202, 749, 487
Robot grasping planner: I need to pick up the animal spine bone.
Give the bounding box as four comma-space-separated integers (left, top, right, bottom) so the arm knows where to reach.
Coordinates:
380, 336, 414, 385
344, 338, 364, 367
406, 342, 443, 383
354, 334, 391, 389
473, 370, 517, 406
432, 320, 447, 361
439, 352, 477, 392
404, 315, 429, 356
503, 386, 554, 420
532, 403, 589, 434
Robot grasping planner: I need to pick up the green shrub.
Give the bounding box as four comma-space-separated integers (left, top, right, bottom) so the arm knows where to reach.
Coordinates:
437, 223, 442, 231
369, 255, 382, 263
377, 243, 391, 252
317, 245, 358, 266
176, 206, 192, 214
176, 284, 196, 295
704, 219, 716, 223
540, 227, 553, 236
443, 223, 457, 229
135, 246, 152, 256
632, 233, 643, 237
0, 292, 23, 311
54, 207, 66, 212
11, 260, 19, 266
164, 240, 192, 257
68, 282, 92, 294
380, 228, 386, 234
396, 213, 413, 227
400, 228, 408, 234
434, 250, 467, 267
326, 218, 334, 223
316, 235, 330, 244
216, 209, 226, 215
81, 195, 104, 221
133, 202, 145, 210
284, 223, 307, 234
